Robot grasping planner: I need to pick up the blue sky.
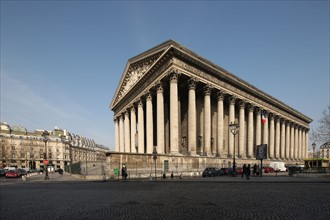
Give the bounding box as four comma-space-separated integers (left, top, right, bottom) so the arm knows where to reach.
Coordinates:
1, 0, 329, 150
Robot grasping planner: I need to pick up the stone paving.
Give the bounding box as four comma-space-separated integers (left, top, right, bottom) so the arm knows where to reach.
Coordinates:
0, 172, 329, 220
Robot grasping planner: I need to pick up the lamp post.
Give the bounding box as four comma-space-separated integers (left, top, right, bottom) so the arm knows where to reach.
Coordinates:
312, 143, 316, 159
42, 130, 50, 180
229, 122, 240, 176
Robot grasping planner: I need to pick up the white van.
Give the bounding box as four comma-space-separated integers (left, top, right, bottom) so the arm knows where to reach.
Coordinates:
269, 162, 286, 172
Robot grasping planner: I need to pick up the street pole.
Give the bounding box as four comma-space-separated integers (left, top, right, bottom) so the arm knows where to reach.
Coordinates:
229, 122, 239, 177
42, 130, 50, 180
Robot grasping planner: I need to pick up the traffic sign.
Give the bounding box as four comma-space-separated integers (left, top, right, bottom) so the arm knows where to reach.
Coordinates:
43, 159, 49, 165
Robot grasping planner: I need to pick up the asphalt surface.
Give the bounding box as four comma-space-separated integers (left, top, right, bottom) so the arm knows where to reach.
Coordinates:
1, 172, 329, 220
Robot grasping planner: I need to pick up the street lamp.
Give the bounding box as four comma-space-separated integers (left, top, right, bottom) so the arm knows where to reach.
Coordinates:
312, 143, 316, 159
229, 122, 240, 176
42, 130, 50, 180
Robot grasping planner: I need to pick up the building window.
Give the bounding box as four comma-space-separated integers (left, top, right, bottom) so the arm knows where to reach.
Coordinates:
21, 153, 25, 158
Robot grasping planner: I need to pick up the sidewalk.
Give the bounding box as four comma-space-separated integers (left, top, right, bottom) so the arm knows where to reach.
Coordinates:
21, 171, 330, 183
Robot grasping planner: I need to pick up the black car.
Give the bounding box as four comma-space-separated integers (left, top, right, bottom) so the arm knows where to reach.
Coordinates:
0, 169, 7, 177
202, 167, 223, 177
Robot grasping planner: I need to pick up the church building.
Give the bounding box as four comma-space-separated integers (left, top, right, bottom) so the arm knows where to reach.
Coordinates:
109, 40, 312, 176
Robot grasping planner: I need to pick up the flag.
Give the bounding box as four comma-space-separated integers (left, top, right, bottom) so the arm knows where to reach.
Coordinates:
261, 112, 266, 124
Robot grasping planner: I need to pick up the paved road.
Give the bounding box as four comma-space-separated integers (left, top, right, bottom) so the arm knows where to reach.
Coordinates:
1, 173, 329, 220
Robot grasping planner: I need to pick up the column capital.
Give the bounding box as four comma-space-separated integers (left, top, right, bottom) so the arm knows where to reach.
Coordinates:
130, 105, 136, 112
170, 72, 179, 83
229, 95, 237, 105
156, 83, 164, 93
138, 99, 143, 107
217, 90, 225, 101
188, 78, 197, 90
125, 110, 130, 116
204, 84, 212, 96
146, 92, 152, 101
247, 103, 255, 112
239, 100, 246, 109
255, 107, 262, 115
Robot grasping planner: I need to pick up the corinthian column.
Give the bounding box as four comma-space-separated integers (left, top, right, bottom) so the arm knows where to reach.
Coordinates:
119, 114, 124, 152
247, 104, 254, 158
188, 79, 197, 155
137, 99, 144, 153
170, 73, 179, 154
114, 117, 119, 152
130, 106, 136, 153
269, 114, 275, 159
294, 126, 298, 160
305, 130, 309, 159
124, 110, 131, 153
290, 123, 295, 160
146, 92, 153, 154
275, 116, 280, 159
238, 101, 245, 158
297, 127, 301, 160
217, 91, 224, 157
280, 118, 286, 159
255, 108, 262, 147
286, 121, 290, 160
262, 111, 269, 147
204, 85, 212, 156
302, 129, 306, 160
157, 84, 164, 154
228, 96, 236, 158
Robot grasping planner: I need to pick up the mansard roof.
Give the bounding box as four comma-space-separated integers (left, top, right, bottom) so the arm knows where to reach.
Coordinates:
110, 40, 312, 124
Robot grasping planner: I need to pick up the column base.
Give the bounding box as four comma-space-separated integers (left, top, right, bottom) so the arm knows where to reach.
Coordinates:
189, 151, 199, 156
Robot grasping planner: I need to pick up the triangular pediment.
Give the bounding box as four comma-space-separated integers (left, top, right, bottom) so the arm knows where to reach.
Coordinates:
110, 40, 178, 110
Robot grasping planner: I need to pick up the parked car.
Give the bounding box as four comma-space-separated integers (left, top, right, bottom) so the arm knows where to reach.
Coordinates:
28, 169, 38, 173
0, 169, 7, 177
263, 166, 274, 173
37, 169, 44, 173
18, 168, 27, 176
5, 170, 21, 178
221, 168, 235, 176
202, 167, 223, 177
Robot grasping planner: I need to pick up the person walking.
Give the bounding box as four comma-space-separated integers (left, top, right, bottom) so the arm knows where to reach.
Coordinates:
256, 165, 261, 177
242, 164, 247, 178
253, 163, 257, 177
247, 164, 251, 180
121, 166, 127, 180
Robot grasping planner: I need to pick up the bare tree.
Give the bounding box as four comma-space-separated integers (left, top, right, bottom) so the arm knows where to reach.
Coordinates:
314, 105, 330, 144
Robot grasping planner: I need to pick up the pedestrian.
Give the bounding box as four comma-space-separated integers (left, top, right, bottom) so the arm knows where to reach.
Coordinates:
121, 166, 126, 180
253, 163, 257, 177
256, 165, 260, 177
247, 164, 251, 180
124, 166, 128, 180
242, 164, 246, 178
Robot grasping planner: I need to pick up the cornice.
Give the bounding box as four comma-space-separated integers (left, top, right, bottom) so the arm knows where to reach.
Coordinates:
111, 40, 312, 127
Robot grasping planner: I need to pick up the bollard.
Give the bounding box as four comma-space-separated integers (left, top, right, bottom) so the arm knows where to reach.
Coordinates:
22, 175, 26, 181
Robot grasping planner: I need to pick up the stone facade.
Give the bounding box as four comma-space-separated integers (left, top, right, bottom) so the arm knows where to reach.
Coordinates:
109, 40, 312, 173
0, 122, 108, 170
